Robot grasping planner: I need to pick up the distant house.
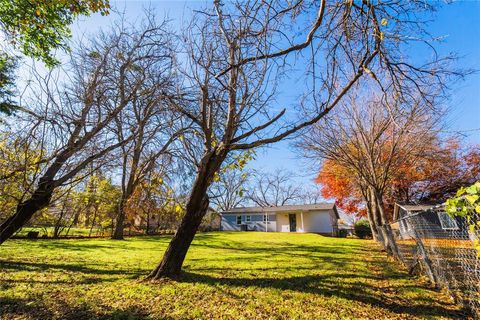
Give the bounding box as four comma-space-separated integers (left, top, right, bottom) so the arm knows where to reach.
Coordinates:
393, 203, 469, 239
220, 203, 339, 236
393, 203, 438, 221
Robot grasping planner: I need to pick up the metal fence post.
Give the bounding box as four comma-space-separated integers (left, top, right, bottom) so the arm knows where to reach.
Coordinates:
412, 228, 438, 287
385, 205, 480, 317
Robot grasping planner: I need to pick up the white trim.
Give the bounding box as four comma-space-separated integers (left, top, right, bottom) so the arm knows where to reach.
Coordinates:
301, 212, 304, 232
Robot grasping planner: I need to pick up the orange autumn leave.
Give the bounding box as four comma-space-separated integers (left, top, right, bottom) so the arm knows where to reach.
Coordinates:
316, 140, 480, 216
316, 160, 366, 216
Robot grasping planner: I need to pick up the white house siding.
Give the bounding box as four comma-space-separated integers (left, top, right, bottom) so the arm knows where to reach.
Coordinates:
276, 213, 305, 232
221, 213, 276, 232
220, 204, 338, 235
302, 210, 334, 234
275, 210, 333, 233
276, 213, 291, 232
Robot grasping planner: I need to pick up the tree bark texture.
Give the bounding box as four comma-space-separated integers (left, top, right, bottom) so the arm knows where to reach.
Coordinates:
0, 181, 54, 244
112, 197, 129, 240
112, 132, 143, 240
147, 195, 209, 279
364, 191, 379, 241
147, 152, 223, 279
374, 191, 401, 259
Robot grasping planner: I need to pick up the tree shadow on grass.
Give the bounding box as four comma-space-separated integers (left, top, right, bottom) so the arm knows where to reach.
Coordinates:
179, 271, 469, 319
7, 236, 171, 252
0, 259, 144, 278
1, 235, 471, 319
191, 238, 367, 253
33, 241, 134, 251
0, 296, 163, 320
0, 297, 55, 320
187, 241, 385, 277
0, 276, 121, 286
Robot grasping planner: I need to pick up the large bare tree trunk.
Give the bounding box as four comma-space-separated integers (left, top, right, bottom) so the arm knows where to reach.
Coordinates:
112, 132, 143, 240
373, 190, 401, 258
364, 191, 379, 241
147, 152, 222, 279
0, 154, 71, 243
0, 181, 54, 244
147, 194, 209, 279
112, 197, 128, 240
112, 176, 137, 239
366, 208, 378, 241
369, 188, 382, 236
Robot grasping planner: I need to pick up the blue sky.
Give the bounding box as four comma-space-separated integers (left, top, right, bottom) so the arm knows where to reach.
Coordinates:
255, 1, 480, 186
68, 1, 479, 188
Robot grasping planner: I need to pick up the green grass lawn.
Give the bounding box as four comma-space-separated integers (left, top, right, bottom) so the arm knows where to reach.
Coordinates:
0, 232, 467, 320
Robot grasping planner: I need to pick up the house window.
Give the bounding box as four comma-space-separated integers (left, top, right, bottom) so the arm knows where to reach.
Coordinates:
246, 215, 251, 223
236, 215, 242, 225
438, 211, 459, 230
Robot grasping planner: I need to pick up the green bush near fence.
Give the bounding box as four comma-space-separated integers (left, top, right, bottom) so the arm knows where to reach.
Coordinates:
446, 180, 480, 257
354, 219, 372, 239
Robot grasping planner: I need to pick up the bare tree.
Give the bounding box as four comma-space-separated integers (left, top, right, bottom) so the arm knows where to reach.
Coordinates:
0, 17, 174, 244
299, 94, 441, 253
298, 185, 324, 205
209, 169, 249, 211
147, 1, 452, 279
248, 169, 302, 207
108, 18, 183, 240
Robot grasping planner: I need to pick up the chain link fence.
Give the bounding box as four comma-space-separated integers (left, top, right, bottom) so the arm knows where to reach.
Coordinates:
378, 205, 480, 318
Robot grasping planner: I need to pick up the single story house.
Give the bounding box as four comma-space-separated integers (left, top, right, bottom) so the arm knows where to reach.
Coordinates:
220, 203, 339, 236
393, 203, 469, 240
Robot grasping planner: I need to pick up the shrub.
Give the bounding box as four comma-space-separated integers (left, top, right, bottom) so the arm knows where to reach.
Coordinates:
354, 220, 372, 239
445, 181, 480, 256
338, 229, 348, 238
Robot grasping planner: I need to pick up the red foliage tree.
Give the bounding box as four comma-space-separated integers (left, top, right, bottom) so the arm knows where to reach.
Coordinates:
316, 160, 366, 216
390, 140, 480, 203
317, 141, 480, 216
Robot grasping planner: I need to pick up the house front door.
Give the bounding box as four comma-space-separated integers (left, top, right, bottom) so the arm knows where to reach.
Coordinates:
289, 213, 297, 232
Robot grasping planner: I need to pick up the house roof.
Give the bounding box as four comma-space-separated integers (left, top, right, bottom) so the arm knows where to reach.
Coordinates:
221, 203, 339, 219
393, 203, 443, 220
